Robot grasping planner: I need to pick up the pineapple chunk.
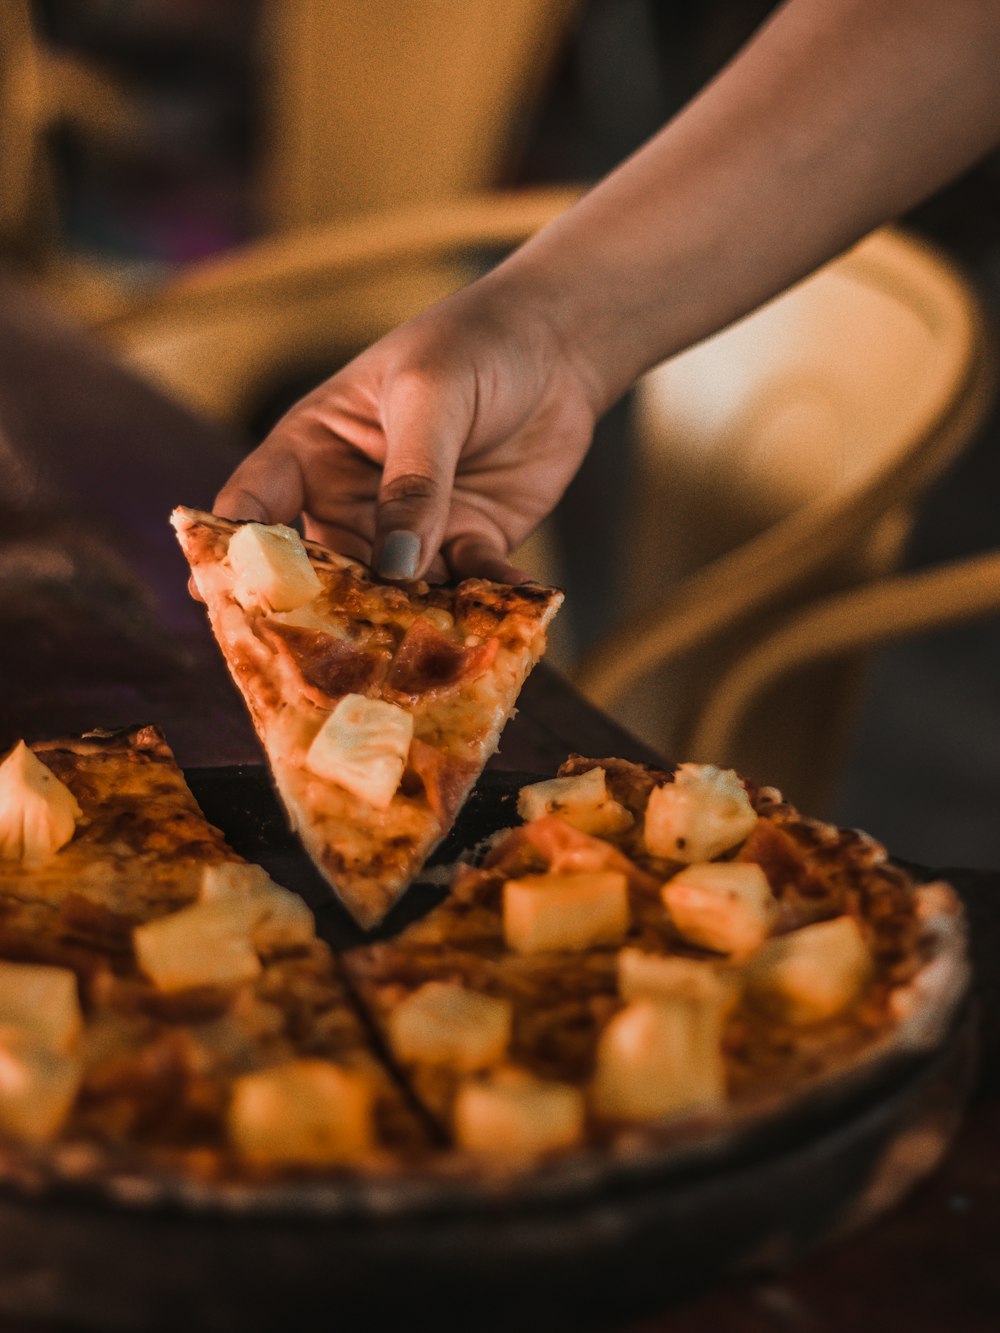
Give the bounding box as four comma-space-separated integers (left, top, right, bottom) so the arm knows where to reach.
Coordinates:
454, 1069, 585, 1158
227, 522, 322, 612
267, 604, 346, 634
644, 764, 757, 863
517, 768, 633, 836
228, 1060, 373, 1165
0, 1032, 82, 1142
388, 982, 511, 1071
0, 961, 82, 1053
0, 741, 82, 863
617, 948, 742, 1014
662, 861, 774, 959
199, 862, 315, 949
503, 871, 629, 954
134, 899, 263, 992
306, 694, 413, 810
746, 916, 873, 1022
591, 997, 727, 1123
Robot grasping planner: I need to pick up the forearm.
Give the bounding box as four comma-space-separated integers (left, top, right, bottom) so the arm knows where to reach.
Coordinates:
492, 0, 1000, 414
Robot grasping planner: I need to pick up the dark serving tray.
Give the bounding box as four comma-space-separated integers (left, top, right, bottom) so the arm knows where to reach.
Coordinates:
0, 768, 976, 1333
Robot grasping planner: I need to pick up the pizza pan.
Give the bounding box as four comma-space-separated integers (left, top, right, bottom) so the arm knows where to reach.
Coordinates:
0, 769, 975, 1332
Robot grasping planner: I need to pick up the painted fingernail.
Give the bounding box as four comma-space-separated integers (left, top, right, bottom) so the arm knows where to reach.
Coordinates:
377, 529, 421, 580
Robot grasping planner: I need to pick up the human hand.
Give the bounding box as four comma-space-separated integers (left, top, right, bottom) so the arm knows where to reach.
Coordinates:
213, 273, 600, 583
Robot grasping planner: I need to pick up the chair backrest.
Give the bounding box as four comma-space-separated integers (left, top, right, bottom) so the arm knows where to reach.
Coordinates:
258, 0, 579, 231
573, 227, 992, 810
96, 187, 583, 422
2, 3, 578, 325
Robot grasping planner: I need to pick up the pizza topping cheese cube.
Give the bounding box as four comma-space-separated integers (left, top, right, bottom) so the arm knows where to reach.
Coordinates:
0, 1033, 83, 1143
388, 982, 512, 1071
199, 863, 315, 950
502, 871, 629, 954
643, 764, 758, 863
745, 915, 873, 1022
134, 898, 264, 992
226, 522, 322, 612
0, 741, 82, 864
453, 1069, 585, 1158
662, 861, 774, 959
228, 1060, 374, 1165
591, 996, 727, 1123
0, 961, 82, 1054
617, 947, 741, 1013
305, 694, 413, 810
517, 767, 633, 836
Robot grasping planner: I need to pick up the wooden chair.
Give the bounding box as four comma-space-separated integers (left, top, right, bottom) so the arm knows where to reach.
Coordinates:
95, 196, 992, 816
95, 187, 584, 423
0, 0, 142, 318
257, 0, 579, 231
573, 227, 994, 813
1, 1, 578, 332
688, 547, 1000, 795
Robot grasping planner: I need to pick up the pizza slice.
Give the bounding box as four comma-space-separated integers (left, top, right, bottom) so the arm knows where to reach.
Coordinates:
0, 727, 431, 1173
171, 506, 563, 930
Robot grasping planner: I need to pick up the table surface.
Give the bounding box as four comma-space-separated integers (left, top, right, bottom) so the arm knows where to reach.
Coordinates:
1, 272, 998, 1331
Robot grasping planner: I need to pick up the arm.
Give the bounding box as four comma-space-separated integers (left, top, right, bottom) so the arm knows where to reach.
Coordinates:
512, 0, 1000, 412
216, 0, 1000, 580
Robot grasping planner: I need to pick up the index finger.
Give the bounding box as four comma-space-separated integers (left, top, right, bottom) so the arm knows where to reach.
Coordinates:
213, 442, 307, 525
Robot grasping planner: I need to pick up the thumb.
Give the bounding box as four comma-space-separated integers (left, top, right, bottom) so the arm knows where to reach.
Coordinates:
372, 378, 472, 580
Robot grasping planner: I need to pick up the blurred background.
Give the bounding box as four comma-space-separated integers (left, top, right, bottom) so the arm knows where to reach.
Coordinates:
4, 0, 1000, 868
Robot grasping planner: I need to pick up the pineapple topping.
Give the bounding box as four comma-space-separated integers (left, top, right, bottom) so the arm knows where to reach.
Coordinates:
388, 982, 512, 1071
0, 960, 85, 1142
0, 960, 82, 1053
517, 767, 633, 836
454, 1068, 585, 1159
227, 521, 322, 612
306, 694, 413, 810
199, 862, 315, 951
746, 915, 873, 1022
644, 763, 757, 863
135, 898, 264, 992
662, 861, 775, 959
0, 741, 82, 863
503, 871, 629, 954
591, 995, 727, 1123
228, 1060, 374, 1165
617, 947, 742, 1014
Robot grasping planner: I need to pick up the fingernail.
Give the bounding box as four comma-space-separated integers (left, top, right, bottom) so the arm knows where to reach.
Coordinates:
377, 530, 421, 579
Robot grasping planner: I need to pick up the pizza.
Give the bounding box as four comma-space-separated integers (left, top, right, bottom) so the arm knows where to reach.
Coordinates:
0, 734, 967, 1187
171, 506, 563, 930
0, 727, 430, 1182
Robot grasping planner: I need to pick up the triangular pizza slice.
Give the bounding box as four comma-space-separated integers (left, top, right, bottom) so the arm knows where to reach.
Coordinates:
171, 507, 563, 930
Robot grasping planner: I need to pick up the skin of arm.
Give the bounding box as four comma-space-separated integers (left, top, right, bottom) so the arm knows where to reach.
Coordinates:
215, 0, 1000, 582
